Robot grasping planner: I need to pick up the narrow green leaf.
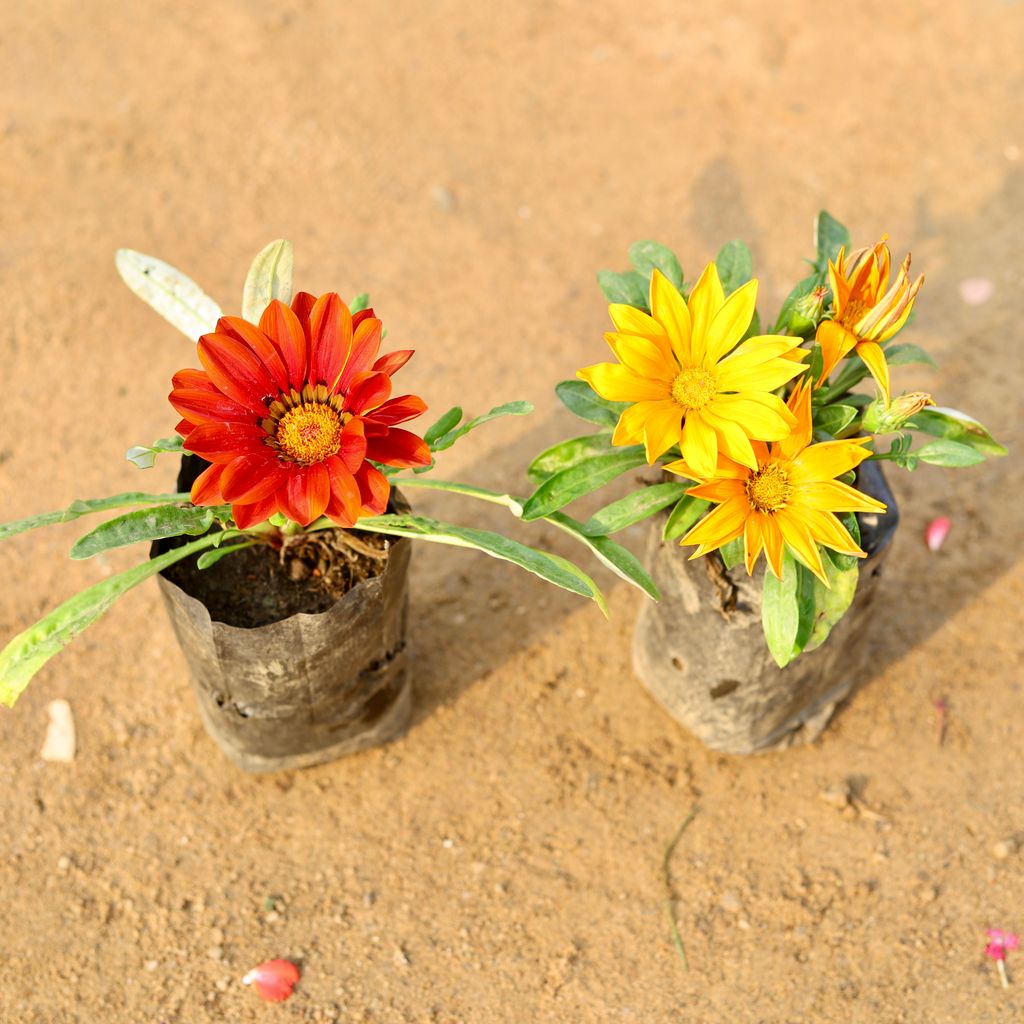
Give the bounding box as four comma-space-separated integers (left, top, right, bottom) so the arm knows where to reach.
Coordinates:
424, 406, 464, 447
628, 241, 683, 290
528, 433, 614, 484
715, 240, 753, 295
196, 541, 258, 570
391, 477, 524, 516
762, 551, 801, 668
596, 269, 649, 311
914, 439, 986, 468
125, 436, 184, 470
884, 343, 936, 368
555, 380, 629, 428
115, 249, 222, 340
429, 401, 533, 453
0, 534, 221, 707
0, 492, 192, 544
814, 404, 859, 437
581, 482, 689, 536
662, 494, 711, 542
815, 211, 850, 269
241, 239, 294, 322
719, 536, 744, 570
71, 505, 220, 560
521, 449, 647, 521
349, 293, 370, 314
792, 564, 818, 655
909, 406, 1007, 456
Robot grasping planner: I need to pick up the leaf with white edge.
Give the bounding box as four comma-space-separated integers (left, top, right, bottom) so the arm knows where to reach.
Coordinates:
429, 402, 532, 453
0, 492, 192, 543
581, 482, 688, 536
596, 269, 649, 310
350, 293, 370, 314
241, 239, 294, 322
815, 210, 850, 269
814, 404, 859, 438
662, 494, 711, 542
521, 448, 647, 521
715, 240, 753, 295
126, 436, 185, 470
70, 506, 224, 559
424, 407, 464, 447
115, 249, 222, 340
353, 514, 607, 612
884, 343, 936, 368
528, 433, 614, 484
909, 406, 1007, 456
546, 511, 659, 600
628, 241, 684, 290
392, 477, 524, 517
0, 534, 221, 707
555, 380, 629, 428
914, 439, 986, 468
196, 541, 258, 570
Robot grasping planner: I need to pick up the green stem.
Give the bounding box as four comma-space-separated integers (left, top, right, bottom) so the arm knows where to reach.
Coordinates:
662, 804, 700, 972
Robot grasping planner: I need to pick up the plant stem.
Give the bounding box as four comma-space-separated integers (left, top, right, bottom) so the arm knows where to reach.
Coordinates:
662, 804, 700, 972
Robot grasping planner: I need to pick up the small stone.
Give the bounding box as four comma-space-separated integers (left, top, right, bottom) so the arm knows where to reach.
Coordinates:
393, 946, 410, 967
144, 960, 158, 972
209, 927, 225, 944
362, 891, 376, 908
431, 185, 457, 212
56, 855, 71, 873
819, 782, 851, 809
215, 977, 229, 992
265, 910, 280, 923
719, 891, 743, 914
737, 918, 751, 931
41, 699, 76, 763
207, 945, 224, 961
442, 838, 454, 849
992, 838, 1018, 860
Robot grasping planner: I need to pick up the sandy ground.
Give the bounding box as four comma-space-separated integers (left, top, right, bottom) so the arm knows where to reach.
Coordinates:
2, 1, 1023, 1021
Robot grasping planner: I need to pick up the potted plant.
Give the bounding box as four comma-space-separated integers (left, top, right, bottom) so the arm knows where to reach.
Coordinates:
522, 214, 1005, 753
0, 241, 631, 772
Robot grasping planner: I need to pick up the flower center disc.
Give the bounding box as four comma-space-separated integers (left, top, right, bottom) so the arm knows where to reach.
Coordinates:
746, 463, 791, 513
671, 367, 717, 410
275, 403, 343, 465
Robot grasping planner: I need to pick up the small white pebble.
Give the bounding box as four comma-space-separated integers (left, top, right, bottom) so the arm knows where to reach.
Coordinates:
442, 838, 455, 849
40, 700, 76, 763
144, 960, 159, 972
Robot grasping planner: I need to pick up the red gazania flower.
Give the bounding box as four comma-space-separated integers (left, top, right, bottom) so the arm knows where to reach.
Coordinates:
170, 292, 430, 529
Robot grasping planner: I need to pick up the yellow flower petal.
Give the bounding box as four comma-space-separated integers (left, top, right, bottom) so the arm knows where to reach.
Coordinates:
816, 320, 859, 382
776, 379, 814, 459
686, 262, 725, 362
608, 304, 675, 364
577, 363, 670, 403
716, 356, 806, 394
680, 495, 748, 552
701, 405, 759, 470
761, 516, 785, 580
680, 411, 719, 479
641, 401, 684, 463
707, 392, 796, 441
649, 269, 692, 367
774, 509, 828, 585
664, 453, 748, 482
788, 438, 872, 484
744, 511, 765, 575
612, 400, 660, 446
793, 479, 886, 514
605, 332, 676, 382
719, 334, 803, 368
855, 340, 890, 400
703, 279, 758, 365
686, 478, 746, 503
788, 506, 865, 557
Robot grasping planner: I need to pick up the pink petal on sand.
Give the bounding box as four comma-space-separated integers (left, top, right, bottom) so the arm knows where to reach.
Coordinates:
959, 278, 994, 305
242, 959, 300, 1002
925, 516, 951, 552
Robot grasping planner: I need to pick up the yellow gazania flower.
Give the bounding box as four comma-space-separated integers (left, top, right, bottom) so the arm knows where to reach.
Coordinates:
577, 264, 806, 479
816, 239, 924, 400
666, 381, 886, 585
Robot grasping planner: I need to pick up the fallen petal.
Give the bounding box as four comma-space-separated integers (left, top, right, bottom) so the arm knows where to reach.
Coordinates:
925, 516, 951, 552
958, 278, 994, 306
40, 699, 76, 763
242, 959, 300, 1002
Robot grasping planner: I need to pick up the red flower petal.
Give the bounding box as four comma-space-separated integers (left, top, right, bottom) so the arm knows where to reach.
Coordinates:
372, 349, 414, 377
218, 316, 289, 393
191, 463, 226, 506
278, 463, 331, 526
324, 455, 361, 524
925, 516, 951, 552
198, 333, 274, 415
170, 388, 253, 425
242, 959, 300, 1003
231, 493, 278, 530
339, 417, 368, 473
336, 317, 383, 393
369, 394, 428, 426
291, 291, 317, 338
260, 299, 309, 390
220, 454, 288, 504
345, 371, 392, 415
309, 293, 353, 389
354, 462, 391, 515
174, 418, 193, 437
172, 368, 217, 392
366, 428, 431, 468
182, 422, 267, 462
352, 307, 376, 328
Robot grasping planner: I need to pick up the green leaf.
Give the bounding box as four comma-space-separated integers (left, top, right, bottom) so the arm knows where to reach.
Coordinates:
909, 406, 1007, 456
354, 514, 608, 612
740, 308, 762, 342
715, 240, 753, 295
196, 541, 257, 570
814, 404, 859, 437
823, 512, 861, 571
719, 537, 744, 570
628, 241, 683, 290
817, 357, 870, 400
545, 511, 659, 600
424, 406, 464, 447
555, 379, 629, 428
596, 269, 649, 311
884, 343, 936, 368
914, 439, 986, 468
70, 505, 221, 559
390, 477, 524, 516
815, 210, 850, 269
772, 272, 822, 333
349, 293, 370, 314
521, 448, 647, 521
802, 558, 859, 654
528, 433, 614, 484
428, 401, 533, 453
115, 249, 222, 340
0, 534, 221, 707
0, 492, 193, 544
662, 494, 711, 541
761, 551, 816, 668
241, 239, 294, 322
125, 436, 184, 470
581, 482, 689, 536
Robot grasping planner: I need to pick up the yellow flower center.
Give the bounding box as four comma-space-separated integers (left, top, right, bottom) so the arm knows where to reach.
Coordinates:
275, 403, 344, 465
746, 463, 791, 513
839, 297, 870, 331
670, 367, 717, 410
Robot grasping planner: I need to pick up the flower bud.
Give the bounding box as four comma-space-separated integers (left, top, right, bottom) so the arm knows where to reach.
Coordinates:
862, 391, 934, 434
787, 286, 829, 336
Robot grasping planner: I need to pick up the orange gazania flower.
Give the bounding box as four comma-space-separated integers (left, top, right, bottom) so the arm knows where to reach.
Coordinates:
170, 293, 430, 529
816, 239, 924, 400
666, 382, 886, 584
